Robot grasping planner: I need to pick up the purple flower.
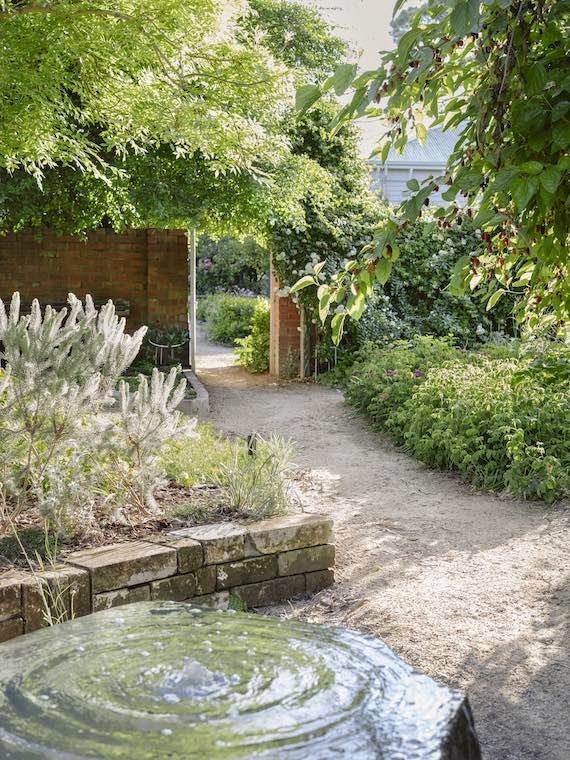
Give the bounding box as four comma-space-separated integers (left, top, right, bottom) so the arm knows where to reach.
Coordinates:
386, 368, 396, 377
413, 369, 424, 378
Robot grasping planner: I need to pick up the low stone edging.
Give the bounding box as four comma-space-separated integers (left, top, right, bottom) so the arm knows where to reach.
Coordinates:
181, 369, 209, 414
0, 514, 334, 644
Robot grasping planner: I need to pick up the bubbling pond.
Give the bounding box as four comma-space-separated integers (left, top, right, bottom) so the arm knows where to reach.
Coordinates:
0, 602, 481, 758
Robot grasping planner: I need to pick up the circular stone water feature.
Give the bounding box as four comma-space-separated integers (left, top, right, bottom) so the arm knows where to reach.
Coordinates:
0, 602, 481, 759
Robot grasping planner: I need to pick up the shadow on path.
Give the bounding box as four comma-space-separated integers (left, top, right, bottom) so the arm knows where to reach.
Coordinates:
195, 327, 570, 760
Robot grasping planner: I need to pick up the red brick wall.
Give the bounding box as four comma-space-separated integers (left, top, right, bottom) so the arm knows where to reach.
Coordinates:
0, 228, 188, 331
269, 265, 301, 377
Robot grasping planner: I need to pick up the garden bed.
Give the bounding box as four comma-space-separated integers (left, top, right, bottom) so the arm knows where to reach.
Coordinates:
0, 514, 334, 643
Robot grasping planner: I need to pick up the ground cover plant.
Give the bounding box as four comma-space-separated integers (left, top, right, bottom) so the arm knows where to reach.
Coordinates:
340, 336, 570, 502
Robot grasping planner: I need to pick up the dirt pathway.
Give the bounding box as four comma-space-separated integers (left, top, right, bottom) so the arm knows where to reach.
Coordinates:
196, 328, 570, 760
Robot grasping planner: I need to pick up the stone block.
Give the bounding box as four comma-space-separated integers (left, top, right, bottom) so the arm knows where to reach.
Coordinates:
190, 591, 230, 610
246, 514, 333, 555
233, 574, 306, 608
169, 524, 247, 564
144, 535, 203, 573
305, 569, 335, 594
278, 545, 335, 577
150, 573, 196, 602
67, 541, 177, 593
216, 555, 277, 591
22, 566, 90, 633
93, 584, 150, 612
194, 566, 216, 595
0, 616, 24, 643
0, 571, 25, 621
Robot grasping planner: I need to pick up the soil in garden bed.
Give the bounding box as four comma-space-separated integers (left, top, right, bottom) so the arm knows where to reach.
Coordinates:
0, 484, 234, 571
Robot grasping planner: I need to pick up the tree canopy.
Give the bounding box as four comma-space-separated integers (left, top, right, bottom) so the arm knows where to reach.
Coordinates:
297, 0, 570, 339
0, 0, 347, 238
0, 0, 289, 179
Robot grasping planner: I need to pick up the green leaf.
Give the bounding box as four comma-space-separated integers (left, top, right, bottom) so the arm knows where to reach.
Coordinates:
375, 258, 393, 286
415, 123, 427, 144
489, 166, 520, 194
486, 289, 506, 311
397, 28, 421, 64
450, 0, 480, 36
331, 63, 358, 96
347, 291, 366, 319
540, 166, 562, 194
442, 186, 458, 202
525, 64, 547, 96
518, 161, 543, 175
331, 313, 346, 345
551, 101, 570, 121
295, 84, 321, 113
313, 261, 326, 275
407, 178, 420, 192
455, 169, 483, 192
553, 122, 570, 149
392, 0, 407, 17
318, 291, 331, 323
512, 176, 538, 212
289, 275, 315, 294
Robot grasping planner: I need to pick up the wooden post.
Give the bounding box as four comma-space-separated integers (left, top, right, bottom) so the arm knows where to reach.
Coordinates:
187, 228, 197, 371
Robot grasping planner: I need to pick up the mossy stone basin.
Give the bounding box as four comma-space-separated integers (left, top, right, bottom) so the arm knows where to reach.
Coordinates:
0, 602, 481, 758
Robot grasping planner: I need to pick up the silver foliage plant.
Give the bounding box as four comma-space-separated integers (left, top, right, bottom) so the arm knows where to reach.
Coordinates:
0, 293, 195, 531
118, 367, 197, 513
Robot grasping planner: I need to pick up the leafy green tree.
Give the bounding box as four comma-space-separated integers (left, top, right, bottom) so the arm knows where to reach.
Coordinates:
297, 0, 570, 340
244, 0, 346, 77
0, 0, 339, 237
270, 101, 381, 321
0, 0, 289, 180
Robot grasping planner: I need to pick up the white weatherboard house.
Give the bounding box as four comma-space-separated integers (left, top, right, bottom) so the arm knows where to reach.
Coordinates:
368, 127, 460, 206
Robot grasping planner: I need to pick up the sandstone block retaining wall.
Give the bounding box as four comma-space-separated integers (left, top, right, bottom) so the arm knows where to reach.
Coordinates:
0, 515, 334, 644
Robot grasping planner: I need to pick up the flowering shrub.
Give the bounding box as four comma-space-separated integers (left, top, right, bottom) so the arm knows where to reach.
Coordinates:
0, 293, 194, 532
196, 235, 268, 295
355, 218, 514, 347
343, 336, 569, 502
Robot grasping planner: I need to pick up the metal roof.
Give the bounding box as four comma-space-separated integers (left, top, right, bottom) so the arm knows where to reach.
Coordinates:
370, 127, 461, 168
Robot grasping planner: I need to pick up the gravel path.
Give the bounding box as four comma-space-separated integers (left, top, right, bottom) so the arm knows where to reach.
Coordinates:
195, 327, 570, 760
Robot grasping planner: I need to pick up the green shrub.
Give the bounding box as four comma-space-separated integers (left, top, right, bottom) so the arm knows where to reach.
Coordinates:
345, 336, 461, 431
197, 294, 259, 345
343, 336, 570, 501
235, 298, 270, 373
198, 294, 248, 343
353, 219, 515, 348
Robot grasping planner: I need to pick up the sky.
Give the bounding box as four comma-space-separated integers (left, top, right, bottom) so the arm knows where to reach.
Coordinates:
306, 0, 396, 69
301, 1, 398, 155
